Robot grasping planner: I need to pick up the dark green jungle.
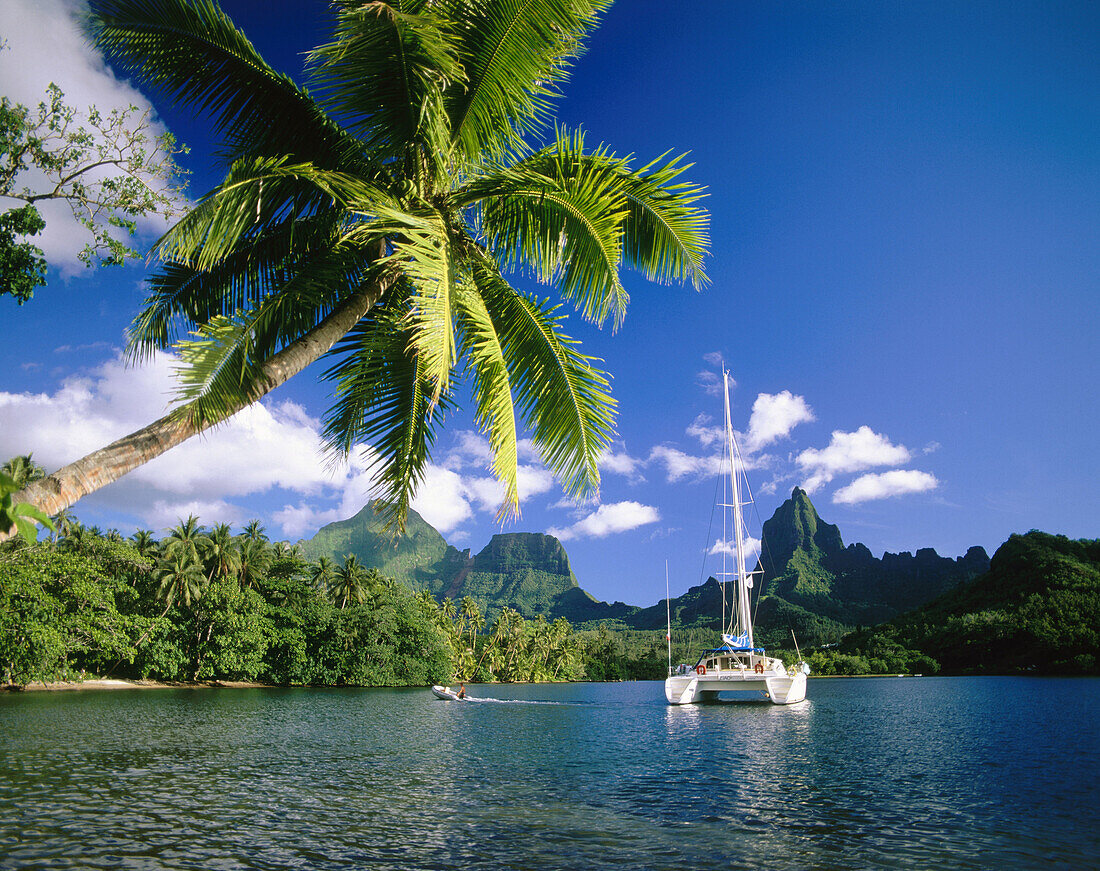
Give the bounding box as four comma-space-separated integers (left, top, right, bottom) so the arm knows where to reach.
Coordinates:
2, 462, 1097, 686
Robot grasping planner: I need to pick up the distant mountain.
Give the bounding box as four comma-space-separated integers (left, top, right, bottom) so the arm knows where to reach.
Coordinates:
299, 502, 465, 596
836, 531, 1100, 674
444, 532, 588, 618
749, 488, 990, 645
298, 490, 989, 642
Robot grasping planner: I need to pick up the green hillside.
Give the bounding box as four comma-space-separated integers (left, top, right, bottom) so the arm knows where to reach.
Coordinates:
446, 533, 584, 619
828, 532, 1100, 674
297, 489, 989, 644
299, 502, 465, 596
749, 488, 989, 644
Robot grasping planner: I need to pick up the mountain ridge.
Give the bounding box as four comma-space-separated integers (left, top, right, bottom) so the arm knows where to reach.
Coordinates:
300, 490, 989, 641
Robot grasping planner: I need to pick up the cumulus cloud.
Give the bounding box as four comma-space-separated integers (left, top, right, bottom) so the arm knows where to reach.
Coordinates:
686, 413, 724, 449
708, 535, 762, 563
649, 445, 726, 482
1, 0, 181, 273
548, 501, 660, 541
598, 445, 644, 479
832, 470, 939, 504
0, 353, 566, 537
796, 426, 911, 493
744, 391, 815, 452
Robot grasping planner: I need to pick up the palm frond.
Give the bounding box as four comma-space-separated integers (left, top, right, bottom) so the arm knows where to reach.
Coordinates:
307, 1, 462, 178
445, 0, 611, 162
453, 281, 520, 519
462, 130, 629, 327
157, 156, 383, 271
474, 260, 615, 500
618, 151, 710, 289
320, 300, 450, 532
378, 207, 459, 403
129, 214, 343, 359
89, 0, 362, 168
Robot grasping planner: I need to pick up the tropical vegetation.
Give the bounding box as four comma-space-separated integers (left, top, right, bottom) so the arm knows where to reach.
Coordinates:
12, 0, 709, 536
0, 512, 657, 687
811, 531, 1100, 676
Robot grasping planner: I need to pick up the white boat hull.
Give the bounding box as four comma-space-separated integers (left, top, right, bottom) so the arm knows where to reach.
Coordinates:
431, 685, 463, 700
665, 670, 806, 705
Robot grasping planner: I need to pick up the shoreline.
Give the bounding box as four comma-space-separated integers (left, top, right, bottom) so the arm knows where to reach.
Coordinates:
8, 678, 277, 693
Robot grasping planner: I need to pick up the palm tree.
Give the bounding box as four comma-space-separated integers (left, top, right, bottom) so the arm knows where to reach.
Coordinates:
237, 535, 272, 589
130, 528, 159, 558
203, 522, 241, 581
10, 0, 709, 534
311, 555, 337, 593
1, 455, 46, 489
163, 514, 208, 566
153, 550, 205, 610
329, 554, 369, 609
242, 520, 268, 544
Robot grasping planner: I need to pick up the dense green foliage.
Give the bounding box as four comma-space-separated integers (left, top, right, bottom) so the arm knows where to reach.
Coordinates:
812, 532, 1100, 675
0, 513, 665, 687
0, 519, 454, 687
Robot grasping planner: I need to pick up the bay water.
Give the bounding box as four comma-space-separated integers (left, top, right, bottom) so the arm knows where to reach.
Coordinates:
1, 677, 1097, 869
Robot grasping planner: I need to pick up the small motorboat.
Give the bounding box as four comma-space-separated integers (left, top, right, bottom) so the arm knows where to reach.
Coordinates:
431, 685, 467, 701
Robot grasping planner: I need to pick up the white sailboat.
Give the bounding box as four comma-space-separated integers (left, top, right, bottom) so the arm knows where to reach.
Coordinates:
664, 370, 809, 706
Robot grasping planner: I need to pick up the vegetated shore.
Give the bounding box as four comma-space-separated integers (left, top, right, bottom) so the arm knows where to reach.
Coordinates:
7, 678, 276, 693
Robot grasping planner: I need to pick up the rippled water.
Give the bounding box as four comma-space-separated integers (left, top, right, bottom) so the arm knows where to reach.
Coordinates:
2, 677, 1098, 870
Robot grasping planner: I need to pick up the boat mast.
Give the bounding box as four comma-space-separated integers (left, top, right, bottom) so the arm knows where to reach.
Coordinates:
723, 370, 754, 650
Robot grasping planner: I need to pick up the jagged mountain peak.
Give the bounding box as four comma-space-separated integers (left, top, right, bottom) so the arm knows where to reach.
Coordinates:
761, 487, 845, 570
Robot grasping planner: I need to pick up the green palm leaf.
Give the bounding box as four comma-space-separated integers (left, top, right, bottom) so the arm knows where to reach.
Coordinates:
446, 0, 611, 161
90, 0, 361, 169
617, 151, 710, 289
307, 1, 462, 176
320, 301, 451, 530
474, 260, 614, 500
465, 130, 629, 326
454, 281, 520, 518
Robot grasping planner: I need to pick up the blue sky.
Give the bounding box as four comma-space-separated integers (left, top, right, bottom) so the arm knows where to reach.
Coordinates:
2, 0, 1097, 608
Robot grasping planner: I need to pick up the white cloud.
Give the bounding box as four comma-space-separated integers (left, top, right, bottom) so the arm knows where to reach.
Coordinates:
796, 426, 911, 493
0, 352, 568, 538
686, 413, 724, 449
411, 465, 474, 533
708, 535, 762, 562
744, 391, 815, 452
702, 352, 724, 367
548, 500, 660, 541
599, 444, 644, 480
0, 0, 181, 274
649, 445, 726, 482
832, 470, 939, 505
696, 370, 723, 396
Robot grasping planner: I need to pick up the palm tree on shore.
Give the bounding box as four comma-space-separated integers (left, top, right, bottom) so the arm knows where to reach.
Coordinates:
10, 0, 709, 536
329, 554, 369, 609
153, 551, 205, 611
130, 528, 159, 559
311, 556, 337, 593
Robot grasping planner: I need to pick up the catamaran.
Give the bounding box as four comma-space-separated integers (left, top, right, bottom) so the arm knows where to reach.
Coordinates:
664, 370, 809, 706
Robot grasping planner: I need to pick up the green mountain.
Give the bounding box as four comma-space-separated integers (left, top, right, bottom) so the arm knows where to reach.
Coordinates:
299, 502, 465, 596
298, 489, 989, 641
444, 532, 588, 619
748, 488, 989, 645
834, 531, 1100, 674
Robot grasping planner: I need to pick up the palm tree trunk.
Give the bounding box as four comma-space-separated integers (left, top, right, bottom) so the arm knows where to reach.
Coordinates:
7, 278, 390, 531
